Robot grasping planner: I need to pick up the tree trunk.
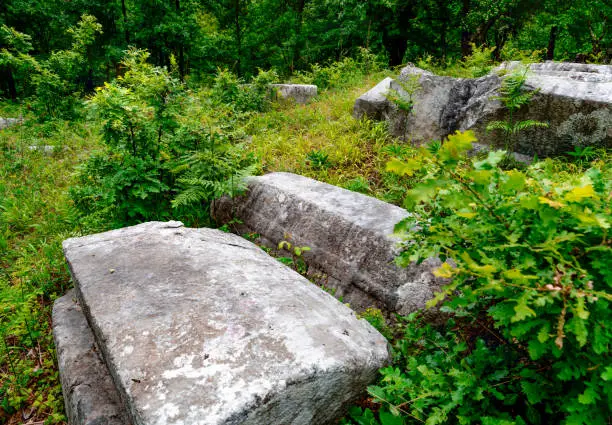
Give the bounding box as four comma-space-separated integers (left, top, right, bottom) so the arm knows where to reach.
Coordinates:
460, 0, 472, 57
587, 20, 604, 56
291, 0, 307, 73
383, 1, 412, 66
547, 25, 558, 60
121, 0, 130, 44
175, 0, 185, 79
6, 68, 17, 101
234, 0, 242, 76
440, 17, 448, 60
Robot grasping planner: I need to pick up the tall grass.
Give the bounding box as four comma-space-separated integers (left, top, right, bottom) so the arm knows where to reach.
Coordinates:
0, 116, 101, 424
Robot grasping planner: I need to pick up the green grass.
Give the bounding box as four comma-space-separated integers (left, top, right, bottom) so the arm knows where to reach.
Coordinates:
241, 71, 420, 204
2, 66, 610, 424
0, 115, 101, 424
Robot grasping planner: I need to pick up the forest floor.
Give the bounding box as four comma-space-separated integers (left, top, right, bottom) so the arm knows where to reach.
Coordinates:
0, 70, 406, 424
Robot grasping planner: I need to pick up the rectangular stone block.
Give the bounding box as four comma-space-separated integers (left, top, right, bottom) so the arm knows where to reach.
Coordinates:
212, 173, 446, 317
63, 221, 389, 425
270, 84, 317, 104
53, 290, 128, 425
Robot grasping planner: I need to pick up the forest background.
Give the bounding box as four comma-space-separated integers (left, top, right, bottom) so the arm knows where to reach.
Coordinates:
2, 0, 611, 102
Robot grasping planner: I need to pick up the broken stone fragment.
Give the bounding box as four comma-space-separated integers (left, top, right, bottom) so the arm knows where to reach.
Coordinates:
62, 221, 389, 425
352, 77, 396, 121
0, 117, 23, 130
354, 61, 612, 157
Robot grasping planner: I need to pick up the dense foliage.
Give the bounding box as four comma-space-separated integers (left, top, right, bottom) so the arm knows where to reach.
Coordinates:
2, 0, 611, 101
70, 49, 257, 228
0, 120, 93, 424
344, 132, 611, 424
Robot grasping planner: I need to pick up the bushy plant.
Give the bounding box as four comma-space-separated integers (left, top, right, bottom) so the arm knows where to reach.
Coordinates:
416, 45, 496, 79
212, 68, 279, 112
291, 48, 386, 90
306, 149, 332, 170
172, 139, 257, 209
71, 48, 255, 228
0, 25, 39, 100
458, 44, 496, 77
31, 15, 103, 118
346, 131, 611, 425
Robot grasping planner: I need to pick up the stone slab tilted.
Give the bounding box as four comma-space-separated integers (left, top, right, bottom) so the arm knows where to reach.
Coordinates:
63, 221, 389, 425
53, 290, 128, 425
212, 172, 446, 316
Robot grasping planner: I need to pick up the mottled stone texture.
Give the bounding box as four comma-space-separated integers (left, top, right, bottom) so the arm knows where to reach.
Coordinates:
0, 117, 22, 130
52, 290, 128, 425
354, 62, 612, 157
271, 84, 317, 104
63, 221, 389, 425
212, 172, 446, 316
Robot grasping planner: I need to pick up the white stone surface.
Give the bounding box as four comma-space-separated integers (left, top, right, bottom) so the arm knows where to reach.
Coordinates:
63, 221, 389, 425
354, 62, 612, 156
53, 290, 128, 425
0, 117, 22, 130
271, 84, 317, 104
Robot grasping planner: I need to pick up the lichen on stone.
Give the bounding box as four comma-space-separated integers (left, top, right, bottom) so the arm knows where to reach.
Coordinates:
555, 108, 611, 147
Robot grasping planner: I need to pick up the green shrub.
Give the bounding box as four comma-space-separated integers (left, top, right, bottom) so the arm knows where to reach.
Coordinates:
31, 15, 103, 119
291, 48, 386, 90
358, 308, 392, 340
306, 149, 332, 170
212, 68, 279, 112
71, 49, 255, 228
348, 131, 611, 425
416, 45, 496, 79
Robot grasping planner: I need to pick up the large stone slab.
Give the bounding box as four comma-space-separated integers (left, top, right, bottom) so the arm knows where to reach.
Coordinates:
53, 290, 128, 425
271, 84, 317, 104
212, 172, 446, 316
354, 62, 612, 157
63, 221, 389, 425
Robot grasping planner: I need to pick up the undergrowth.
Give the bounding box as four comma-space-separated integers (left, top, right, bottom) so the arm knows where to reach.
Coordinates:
0, 58, 400, 424
0, 118, 100, 424
344, 132, 611, 425
1, 52, 610, 425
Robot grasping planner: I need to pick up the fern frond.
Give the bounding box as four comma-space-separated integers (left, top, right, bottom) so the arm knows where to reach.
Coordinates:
171, 186, 211, 208
511, 120, 549, 133
505, 92, 534, 110
486, 121, 512, 132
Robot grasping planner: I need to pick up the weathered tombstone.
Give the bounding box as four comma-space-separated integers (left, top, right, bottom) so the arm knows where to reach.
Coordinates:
53, 290, 128, 425
0, 117, 22, 130
271, 84, 318, 104
61, 221, 389, 425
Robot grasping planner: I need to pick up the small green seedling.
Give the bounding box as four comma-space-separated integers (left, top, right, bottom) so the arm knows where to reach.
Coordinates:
277, 240, 311, 275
